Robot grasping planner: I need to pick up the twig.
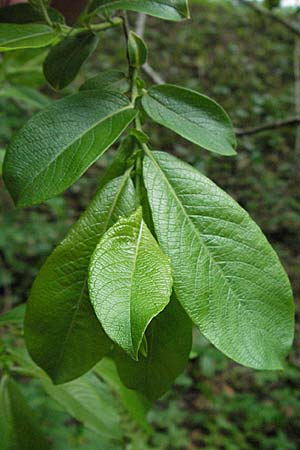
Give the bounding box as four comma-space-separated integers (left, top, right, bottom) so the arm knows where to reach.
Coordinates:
235, 117, 300, 136
135, 12, 147, 37
142, 62, 165, 84
238, 0, 300, 38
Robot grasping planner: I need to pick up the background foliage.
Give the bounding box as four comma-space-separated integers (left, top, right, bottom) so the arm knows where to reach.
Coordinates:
0, 0, 299, 448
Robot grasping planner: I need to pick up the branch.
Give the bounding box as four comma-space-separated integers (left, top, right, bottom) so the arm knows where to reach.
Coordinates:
135, 12, 147, 36
235, 116, 300, 136
238, 0, 300, 38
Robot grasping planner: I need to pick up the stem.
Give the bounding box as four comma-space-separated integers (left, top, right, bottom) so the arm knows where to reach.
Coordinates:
40, 0, 53, 26
61, 17, 122, 36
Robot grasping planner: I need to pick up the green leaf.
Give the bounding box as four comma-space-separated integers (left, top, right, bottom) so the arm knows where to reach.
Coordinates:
128, 31, 148, 68
0, 4, 64, 24
143, 151, 294, 369
0, 23, 57, 51
0, 86, 50, 109
95, 358, 152, 433
41, 373, 121, 440
0, 304, 25, 326
3, 90, 136, 207
89, 0, 189, 21
114, 296, 192, 401
142, 84, 236, 156
80, 70, 129, 93
89, 207, 173, 360
43, 32, 99, 90
0, 376, 50, 450
24, 173, 136, 384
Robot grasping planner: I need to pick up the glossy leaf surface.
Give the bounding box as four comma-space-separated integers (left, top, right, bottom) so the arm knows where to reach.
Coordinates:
3, 90, 136, 206
114, 297, 192, 401
89, 0, 189, 21
143, 151, 294, 369
43, 32, 99, 90
89, 208, 173, 359
142, 84, 236, 156
24, 174, 135, 383
0, 23, 56, 51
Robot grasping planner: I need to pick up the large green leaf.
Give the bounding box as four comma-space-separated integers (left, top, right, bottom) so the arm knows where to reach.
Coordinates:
3, 90, 136, 206
142, 84, 236, 156
24, 173, 136, 384
89, 208, 173, 359
88, 0, 189, 21
0, 376, 50, 450
95, 358, 151, 433
43, 32, 99, 90
0, 23, 56, 51
143, 151, 294, 369
114, 297, 192, 401
41, 373, 121, 440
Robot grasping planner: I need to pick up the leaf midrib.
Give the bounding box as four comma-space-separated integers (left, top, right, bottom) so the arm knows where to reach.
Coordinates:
1, 28, 54, 46
146, 152, 242, 309
19, 104, 134, 202
54, 173, 131, 377
128, 216, 144, 357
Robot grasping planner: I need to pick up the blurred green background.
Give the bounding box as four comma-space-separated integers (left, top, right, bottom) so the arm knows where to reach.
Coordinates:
0, 0, 299, 448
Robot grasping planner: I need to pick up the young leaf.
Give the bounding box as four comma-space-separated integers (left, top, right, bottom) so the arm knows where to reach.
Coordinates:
88, 0, 189, 21
95, 358, 152, 433
89, 207, 173, 360
24, 173, 136, 384
80, 70, 129, 93
3, 90, 136, 207
0, 23, 57, 51
128, 31, 148, 68
0, 376, 50, 450
143, 151, 294, 370
114, 296, 192, 401
43, 32, 99, 90
142, 84, 236, 156
41, 373, 122, 440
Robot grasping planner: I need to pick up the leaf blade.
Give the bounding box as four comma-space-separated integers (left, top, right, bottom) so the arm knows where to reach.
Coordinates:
142, 84, 236, 156
0, 23, 56, 51
114, 296, 192, 401
88, 0, 189, 21
143, 151, 294, 369
89, 208, 173, 359
43, 31, 99, 90
3, 90, 136, 206
24, 173, 136, 383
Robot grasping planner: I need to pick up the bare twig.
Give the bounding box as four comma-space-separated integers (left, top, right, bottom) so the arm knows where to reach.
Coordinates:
238, 0, 300, 37
135, 12, 147, 37
235, 117, 300, 136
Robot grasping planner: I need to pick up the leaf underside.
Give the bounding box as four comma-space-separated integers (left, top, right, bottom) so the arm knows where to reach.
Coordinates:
143, 150, 294, 370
